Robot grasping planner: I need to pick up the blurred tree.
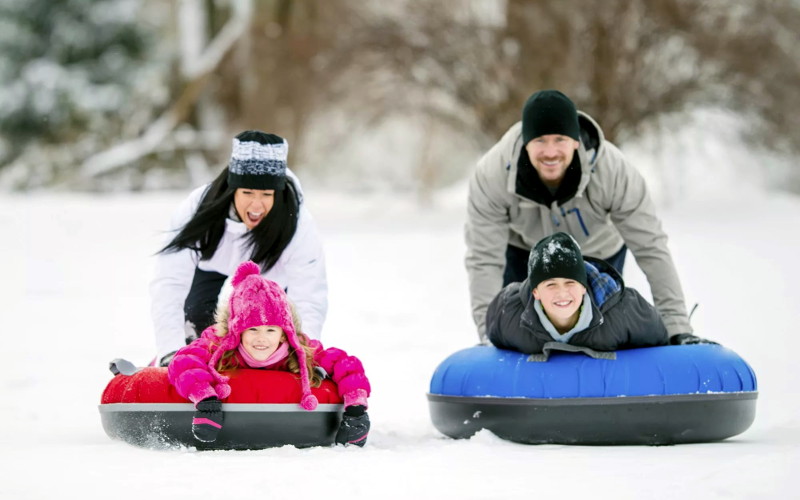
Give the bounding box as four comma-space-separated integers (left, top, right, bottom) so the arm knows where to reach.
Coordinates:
77, 0, 360, 186
325, 0, 800, 191
214, 0, 359, 164
77, 0, 252, 187
336, 0, 798, 142
0, 0, 161, 188
2, 0, 798, 193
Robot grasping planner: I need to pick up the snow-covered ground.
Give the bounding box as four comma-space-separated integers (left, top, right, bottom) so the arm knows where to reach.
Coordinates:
2, 182, 798, 499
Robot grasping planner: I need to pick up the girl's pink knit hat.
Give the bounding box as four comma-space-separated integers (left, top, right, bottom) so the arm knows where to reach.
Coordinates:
214, 261, 318, 410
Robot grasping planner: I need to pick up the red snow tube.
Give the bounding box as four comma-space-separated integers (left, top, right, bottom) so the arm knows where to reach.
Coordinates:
101, 367, 342, 404
99, 368, 344, 450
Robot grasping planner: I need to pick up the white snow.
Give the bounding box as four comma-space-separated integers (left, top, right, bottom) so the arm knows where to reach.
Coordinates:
2, 182, 798, 500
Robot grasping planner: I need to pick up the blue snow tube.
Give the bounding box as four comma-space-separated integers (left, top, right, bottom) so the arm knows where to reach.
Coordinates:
427, 344, 758, 445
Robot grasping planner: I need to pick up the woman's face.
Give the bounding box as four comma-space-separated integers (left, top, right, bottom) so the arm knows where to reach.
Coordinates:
234, 188, 275, 229
241, 325, 284, 361
532, 278, 586, 326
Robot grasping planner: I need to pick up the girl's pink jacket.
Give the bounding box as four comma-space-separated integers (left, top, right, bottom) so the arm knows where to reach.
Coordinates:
168, 326, 370, 408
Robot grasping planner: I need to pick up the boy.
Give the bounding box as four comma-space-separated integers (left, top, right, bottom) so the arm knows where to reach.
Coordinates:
486, 232, 670, 354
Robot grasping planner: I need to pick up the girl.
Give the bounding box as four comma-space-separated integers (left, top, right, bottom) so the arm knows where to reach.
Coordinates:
168, 261, 370, 446
151, 130, 327, 367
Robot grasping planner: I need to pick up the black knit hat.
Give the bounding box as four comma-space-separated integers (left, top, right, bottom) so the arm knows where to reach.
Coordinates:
521, 90, 580, 145
227, 130, 288, 190
527, 232, 588, 288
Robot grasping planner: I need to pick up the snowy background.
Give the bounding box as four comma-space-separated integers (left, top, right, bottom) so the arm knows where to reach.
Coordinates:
2, 1, 798, 496
2, 161, 799, 499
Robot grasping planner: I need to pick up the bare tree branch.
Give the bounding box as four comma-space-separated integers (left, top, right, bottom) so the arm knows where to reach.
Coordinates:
79, 0, 253, 180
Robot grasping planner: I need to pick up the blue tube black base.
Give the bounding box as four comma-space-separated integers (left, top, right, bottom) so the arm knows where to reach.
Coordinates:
427, 392, 757, 445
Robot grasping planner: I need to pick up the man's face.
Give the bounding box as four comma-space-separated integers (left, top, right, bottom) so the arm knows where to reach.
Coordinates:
525, 134, 579, 188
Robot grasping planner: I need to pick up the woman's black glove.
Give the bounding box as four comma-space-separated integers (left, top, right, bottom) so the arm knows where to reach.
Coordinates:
192, 397, 224, 443
669, 333, 719, 345
335, 405, 370, 447
158, 351, 177, 367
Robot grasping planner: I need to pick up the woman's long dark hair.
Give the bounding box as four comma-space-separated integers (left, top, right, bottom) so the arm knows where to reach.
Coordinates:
160, 168, 299, 271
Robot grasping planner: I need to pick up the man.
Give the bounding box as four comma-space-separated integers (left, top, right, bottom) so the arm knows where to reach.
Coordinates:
465, 89, 705, 345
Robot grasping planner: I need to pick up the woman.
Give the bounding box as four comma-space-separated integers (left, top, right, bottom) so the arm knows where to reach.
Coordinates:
150, 131, 327, 366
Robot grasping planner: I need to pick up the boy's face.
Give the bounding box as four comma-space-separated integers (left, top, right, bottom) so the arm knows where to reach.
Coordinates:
533, 278, 586, 325
241, 325, 285, 361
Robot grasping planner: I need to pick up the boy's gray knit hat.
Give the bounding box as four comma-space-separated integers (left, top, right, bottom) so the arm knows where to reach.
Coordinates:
528, 232, 588, 288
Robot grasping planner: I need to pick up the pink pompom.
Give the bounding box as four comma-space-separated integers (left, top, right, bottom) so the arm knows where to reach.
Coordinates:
300, 393, 318, 411
232, 261, 261, 287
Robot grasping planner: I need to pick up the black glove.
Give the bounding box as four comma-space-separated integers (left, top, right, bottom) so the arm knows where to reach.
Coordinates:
158, 351, 177, 367
335, 405, 370, 447
670, 333, 719, 346
192, 397, 224, 443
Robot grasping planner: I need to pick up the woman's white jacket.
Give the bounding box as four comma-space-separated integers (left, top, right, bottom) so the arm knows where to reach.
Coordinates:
150, 176, 327, 360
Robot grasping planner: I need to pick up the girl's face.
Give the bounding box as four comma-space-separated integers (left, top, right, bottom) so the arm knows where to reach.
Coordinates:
241, 325, 285, 361
533, 278, 586, 326
234, 188, 276, 229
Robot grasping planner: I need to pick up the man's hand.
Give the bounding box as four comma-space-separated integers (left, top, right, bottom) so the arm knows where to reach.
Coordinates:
158, 351, 177, 367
